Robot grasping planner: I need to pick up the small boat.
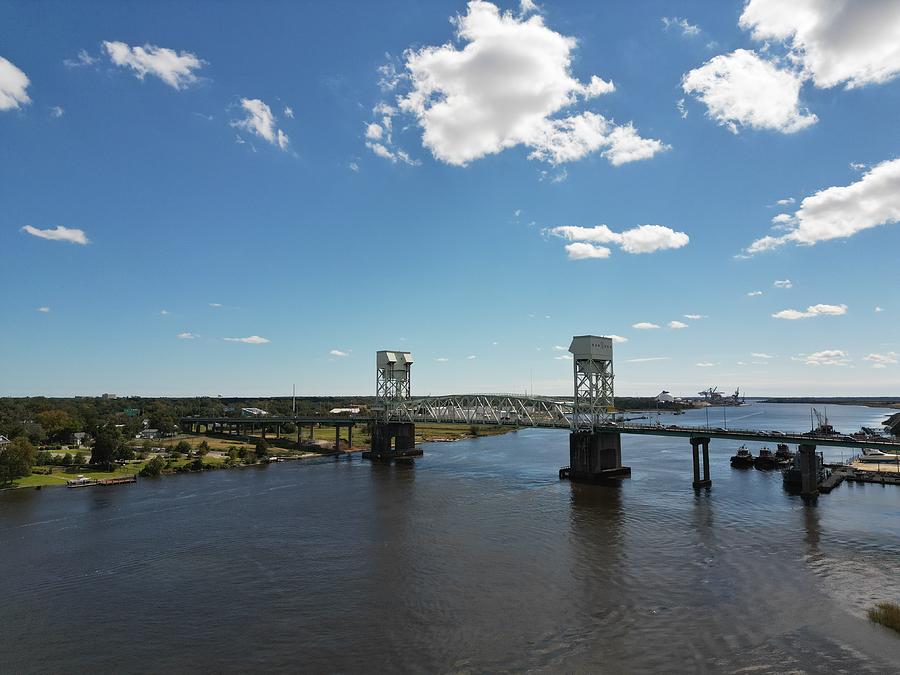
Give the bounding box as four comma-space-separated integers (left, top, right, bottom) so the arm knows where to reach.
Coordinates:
857, 448, 900, 464
730, 445, 754, 468
783, 451, 828, 492
753, 447, 777, 470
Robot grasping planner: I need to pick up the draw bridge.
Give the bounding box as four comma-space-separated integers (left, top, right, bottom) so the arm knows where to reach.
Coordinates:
181, 335, 900, 499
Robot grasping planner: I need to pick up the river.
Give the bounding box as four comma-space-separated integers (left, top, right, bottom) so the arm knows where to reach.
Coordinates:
1, 402, 899, 672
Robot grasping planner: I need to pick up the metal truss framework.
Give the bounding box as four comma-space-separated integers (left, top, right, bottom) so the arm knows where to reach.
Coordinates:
376, 360, 411, 420
386, 394, 574, 429
572, 357, 614, 431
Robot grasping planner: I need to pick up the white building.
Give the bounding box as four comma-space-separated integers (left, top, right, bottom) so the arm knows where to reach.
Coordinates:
656, 391, 675, 403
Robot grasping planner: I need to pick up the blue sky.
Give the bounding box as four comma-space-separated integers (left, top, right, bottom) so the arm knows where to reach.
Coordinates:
2, 0, 900, 397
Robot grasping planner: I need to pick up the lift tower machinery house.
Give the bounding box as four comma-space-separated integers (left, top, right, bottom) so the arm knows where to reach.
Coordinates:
366, 350, 421, 461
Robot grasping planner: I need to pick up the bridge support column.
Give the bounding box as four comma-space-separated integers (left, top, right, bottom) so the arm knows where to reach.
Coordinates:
335, 426, 340, 452
362, 422, 422, 462
691, 437, 712, 488
799, 444, 819, 498
560, 431, 630, 483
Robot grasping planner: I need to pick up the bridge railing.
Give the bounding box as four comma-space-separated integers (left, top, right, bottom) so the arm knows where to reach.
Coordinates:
386, 394, 573, 429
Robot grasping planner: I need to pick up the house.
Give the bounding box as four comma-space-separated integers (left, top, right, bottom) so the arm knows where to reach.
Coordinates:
136, 429, 160, 440
0, 435, 10, 451
72, 432, 89, 447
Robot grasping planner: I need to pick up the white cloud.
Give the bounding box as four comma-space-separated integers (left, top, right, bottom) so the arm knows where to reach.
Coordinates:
283, 105, 294, 119
626, 356, 670, 363
549, 223, 689, 259
668, 320, 688, 329
555, 354, 573, 361
50, 105, 64, 118
0, 56, 31, 111
232, 98, 290, 150
209, 303, 223, 308
875, 306, 884, 313
435, 357, 449, 362
329, 349, 349, 357
63, 49, 97, 68
751, 352, 775, 359
684, 314, 706, 320
223, 336, 270, 344
740, 0, 900, 89
662, 17, 701, 37
745, 158, 900, 254
608, 335, 628, 344
21, 225, 89, 245
383, 1, 666, 167
564, 242, 611, 260
519, 0, 538, 15
632, 322, 660, 330
467, 354, 477, 360
695, 362, 716, 367
177, 332, 198, 339
682, 49, 816, 134
747, 291, 763, 297
772, 303, 847, 320
365, 123, 383, 140
160, 310, 169, 315
773, 279, 793, 288
850, 162, 867, 172
552, 345, 567, 352
103, 41, 203, 90
37, 306, 50, 313
775, 197, 795, 206
771, 213, 793, 226
348, 162, 360, 172
793, 349, 850, 366
864, 352, 898, 368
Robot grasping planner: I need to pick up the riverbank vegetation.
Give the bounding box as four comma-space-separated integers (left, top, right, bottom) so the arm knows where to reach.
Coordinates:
868, 602, 900, 634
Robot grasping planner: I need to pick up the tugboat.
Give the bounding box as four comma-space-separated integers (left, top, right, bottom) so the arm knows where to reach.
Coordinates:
753, 447, 777, 470
774, 443, 793, 467
730, 445, 754, 468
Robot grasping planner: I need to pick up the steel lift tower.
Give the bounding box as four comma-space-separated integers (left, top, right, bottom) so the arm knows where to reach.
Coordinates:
365, 350, 421, 461
561, 335, 631, 483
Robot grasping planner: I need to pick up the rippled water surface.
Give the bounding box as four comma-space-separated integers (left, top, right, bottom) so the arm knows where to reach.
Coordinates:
2, 402, 899, 672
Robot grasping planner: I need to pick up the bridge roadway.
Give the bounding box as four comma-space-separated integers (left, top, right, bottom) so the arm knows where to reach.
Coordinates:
180, 413, 900, 452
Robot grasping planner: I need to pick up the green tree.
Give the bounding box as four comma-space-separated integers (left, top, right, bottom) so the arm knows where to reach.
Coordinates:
0, 437, 36, 484
90, 427, 120, 470
73, 451, 86, 466
140, 455, 166, 478
255, 438, 269, 460
35, 410, 77, 443
197, 440, 210, 457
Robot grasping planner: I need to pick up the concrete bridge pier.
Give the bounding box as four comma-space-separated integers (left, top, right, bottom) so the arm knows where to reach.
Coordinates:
560, 431, 631, 483
362, 422, 422, 462
691, 437, 712, 488
799, 443, 819, 498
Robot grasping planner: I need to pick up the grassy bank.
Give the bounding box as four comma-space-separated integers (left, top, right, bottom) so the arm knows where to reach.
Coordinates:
868, 602, 900, 634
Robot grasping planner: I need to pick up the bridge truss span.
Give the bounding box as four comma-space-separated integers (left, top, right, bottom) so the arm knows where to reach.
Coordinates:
386, 394, 574, 429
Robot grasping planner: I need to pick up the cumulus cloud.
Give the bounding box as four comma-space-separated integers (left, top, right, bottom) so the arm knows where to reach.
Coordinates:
773, 279, 793, 288
682, 49, 816, 134
370, 1, 667, 167
875, 306, 884, 313
563, 242, 611, 260
329, 349, 349, 357
632, 322, 660, 330
37, 306, 50, 313
549, 223, 688, 260
793, 350, 850, 366
751, 352, 774, 359
684, 314, 706, 320
864, 352, 898, 368
209, 303, 223, 308
283, 105, 294, 119
608, 335, 628, 343
740, 0, 900, 89
0, 56, 31, 111
772, 303, 847, 320
662, 17, 701, 37
50, 105, 64, 118
63, 49, 97, 68
555, 354, 573, 361
21, 225, 89, 245
232, 98, 290, 150
177, 332, 198, 339
745, 158, 900, 254
223, 335, 270, 344
775, 197, 795, 206
747, 291, 763, 297
103, 41, 203, 89
668, 321, 688, 329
